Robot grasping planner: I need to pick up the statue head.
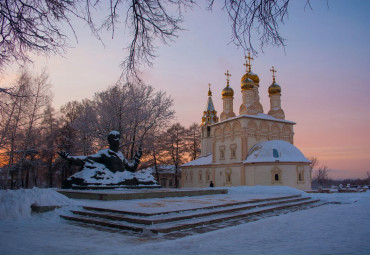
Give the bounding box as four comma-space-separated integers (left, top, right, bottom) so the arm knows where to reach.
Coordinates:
107, 131, 120, 152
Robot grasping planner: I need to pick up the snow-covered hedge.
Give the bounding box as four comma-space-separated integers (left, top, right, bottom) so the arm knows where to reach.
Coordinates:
0, 188, 73, 220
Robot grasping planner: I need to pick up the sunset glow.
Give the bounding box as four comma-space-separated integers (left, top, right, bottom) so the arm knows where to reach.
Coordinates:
1, 0, 369, 179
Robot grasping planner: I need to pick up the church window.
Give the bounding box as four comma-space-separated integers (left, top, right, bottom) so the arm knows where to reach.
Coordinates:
296, 166, 305, 183
225, 169, 232, 184
271, 167, 282, 184
273, 149, 279, 158
230, 144, 237, 159
206, 169, 210, 182
207, 126, 211, 137
198, 170, 203, 183
219, 145, 225, 160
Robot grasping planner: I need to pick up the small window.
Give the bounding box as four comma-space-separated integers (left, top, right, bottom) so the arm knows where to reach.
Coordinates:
273, 149, 279, 158
230, 144, 237, 159
275, 174, 279, 181
298, 173, 302, 181
207, 126, 211, 137
219, 146, 225, 160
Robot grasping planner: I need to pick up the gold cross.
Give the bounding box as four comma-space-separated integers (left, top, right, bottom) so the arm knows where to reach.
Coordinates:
244, 52, 254, 72
270, 66, 277, 82
224, 70, 231, 86
208, 83, 212, 96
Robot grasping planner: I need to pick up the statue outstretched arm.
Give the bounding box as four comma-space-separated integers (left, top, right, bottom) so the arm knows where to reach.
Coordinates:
57, 151, 87, 166
124, 146, 142, 172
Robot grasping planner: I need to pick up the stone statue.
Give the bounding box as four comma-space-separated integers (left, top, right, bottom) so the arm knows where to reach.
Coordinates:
59, 131, 157, 189
59, 131, 141, 173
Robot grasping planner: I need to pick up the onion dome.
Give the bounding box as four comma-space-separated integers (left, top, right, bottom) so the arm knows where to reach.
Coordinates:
247, 71, 260, 85
268, 81, 281, 95
222, 85, 234, 98
268, 66, 281, 95
222, 70, 234, 98
241, 52, 260, 86
241, 77, 254, 91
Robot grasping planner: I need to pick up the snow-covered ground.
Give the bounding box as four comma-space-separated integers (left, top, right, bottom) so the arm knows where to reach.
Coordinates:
0, 186, 369, 255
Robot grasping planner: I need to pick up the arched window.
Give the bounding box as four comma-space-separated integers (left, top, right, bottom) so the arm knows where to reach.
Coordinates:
271, 167, 282, 184
225, 169, 232, 184
296, 166, 305, 183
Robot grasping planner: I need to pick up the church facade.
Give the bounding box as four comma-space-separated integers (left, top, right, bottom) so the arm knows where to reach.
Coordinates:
181, 55, 311, 190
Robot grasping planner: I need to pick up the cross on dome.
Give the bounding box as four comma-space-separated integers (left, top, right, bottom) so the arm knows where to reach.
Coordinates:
224, 70, 231, 86
208, 83, 212, 96
270, 66, 277, 82
244, 52, 254, 72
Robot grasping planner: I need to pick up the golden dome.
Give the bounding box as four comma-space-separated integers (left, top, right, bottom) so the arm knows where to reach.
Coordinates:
241, 77, 254, 91
247, 71, 260, 85
268, 81, 281, 95
222, 85, 234, 98
242, 53, 260, 86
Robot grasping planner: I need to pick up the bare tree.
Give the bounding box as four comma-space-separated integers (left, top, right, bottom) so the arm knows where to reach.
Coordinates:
0, 69, 51, 189
0, 0, 76, 71
186, 123, 201, 160
1, 0, 312, 80
164, 123, 187, 188
93, 82, 174, 158
313, 164, 329, 187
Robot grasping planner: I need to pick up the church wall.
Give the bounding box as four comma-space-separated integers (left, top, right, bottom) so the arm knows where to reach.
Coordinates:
211, 117, 295, 164
213, 166, 242, 187
182, 164, 243, 188
244, 163, 311, 190
182, 166, 215, 188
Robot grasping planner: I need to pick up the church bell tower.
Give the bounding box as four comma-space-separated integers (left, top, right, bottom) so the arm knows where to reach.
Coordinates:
220, 70, 236, 121
268, 66, 285, 120
200, 84, 218, 156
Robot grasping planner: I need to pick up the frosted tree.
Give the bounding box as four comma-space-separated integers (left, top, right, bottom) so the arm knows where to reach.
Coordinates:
40, 104, 59, 187
164, 123, 188, 188
93, 82, 174, 159
0, 70, 51, 189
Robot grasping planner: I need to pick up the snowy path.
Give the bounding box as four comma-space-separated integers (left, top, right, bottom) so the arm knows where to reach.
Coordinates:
0, 187, 369, 255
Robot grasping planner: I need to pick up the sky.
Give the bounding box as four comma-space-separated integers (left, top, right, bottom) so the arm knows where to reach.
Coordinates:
1, 0, 370, 179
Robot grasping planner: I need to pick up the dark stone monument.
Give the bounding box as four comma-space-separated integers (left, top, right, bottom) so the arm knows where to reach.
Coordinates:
59, 131, 159, 189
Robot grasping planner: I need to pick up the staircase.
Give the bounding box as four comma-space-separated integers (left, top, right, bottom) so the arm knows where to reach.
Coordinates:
61, 195, 325, 238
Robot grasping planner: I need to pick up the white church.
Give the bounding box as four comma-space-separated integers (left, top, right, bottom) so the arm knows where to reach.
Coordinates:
182, 54, 312, 190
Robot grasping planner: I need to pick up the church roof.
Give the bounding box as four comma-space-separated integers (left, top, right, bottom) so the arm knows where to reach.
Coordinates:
210, 112, 295, 126
182, 154, 213, 166
244, 140, 310, 164
205, 96, 216, 112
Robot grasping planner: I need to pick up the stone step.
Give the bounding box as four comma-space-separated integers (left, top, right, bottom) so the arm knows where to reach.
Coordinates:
58, 188, 228, 201
149, 199, 321, 233
61, 197, 322, 235
82, 194, 302, 217
72, 196, 310, 225
60, 215, 144, 232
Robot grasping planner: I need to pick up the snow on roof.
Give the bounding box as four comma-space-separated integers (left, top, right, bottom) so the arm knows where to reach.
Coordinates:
244, 140, 310, 163
182, 154, 213, 167
143, 165, 181, 174
212, 113, 295, 126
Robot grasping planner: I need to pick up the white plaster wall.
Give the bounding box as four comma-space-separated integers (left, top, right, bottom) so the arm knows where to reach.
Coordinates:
245, 164, 311, 190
